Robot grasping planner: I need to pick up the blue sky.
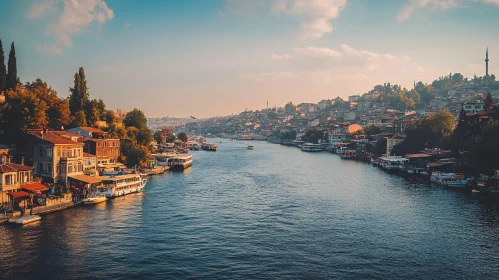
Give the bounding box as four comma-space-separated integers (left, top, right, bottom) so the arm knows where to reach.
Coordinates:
1, 0, 499, 118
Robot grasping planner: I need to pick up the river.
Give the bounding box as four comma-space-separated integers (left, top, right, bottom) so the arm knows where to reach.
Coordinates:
1, 139, 499, 279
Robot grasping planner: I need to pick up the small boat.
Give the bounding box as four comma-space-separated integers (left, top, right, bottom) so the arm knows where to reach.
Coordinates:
10, 215, 42, 225
82, 194, 107, 204
247, 145, 254, 150
430, 172, 468, 188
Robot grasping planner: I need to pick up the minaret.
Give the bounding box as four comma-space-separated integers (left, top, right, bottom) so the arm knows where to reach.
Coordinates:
267, 100, 268, 110
486, 47, 489, 77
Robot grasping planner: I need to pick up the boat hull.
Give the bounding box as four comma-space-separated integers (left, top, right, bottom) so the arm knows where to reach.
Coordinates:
82, 197, 107, 204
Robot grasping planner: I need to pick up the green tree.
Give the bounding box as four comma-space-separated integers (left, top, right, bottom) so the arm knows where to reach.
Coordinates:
484, 92, 494, 111
166, 134, 176, 143
73, 111, 88, 127
471, 120, 499, 174
5, 42, 17, 90
154, 130, 165, 144
449, 107, 467, 155
85, 99, 101, 126
120, 139, 149, 168
69, 67, 89, 115
301, 129, 325, 144
364, 125, 381, 136
124, 108, 148, 129
177, 132, 188, 142
285, 102, 296, 112
27, 79, 71, 130
0, 40, 6, 91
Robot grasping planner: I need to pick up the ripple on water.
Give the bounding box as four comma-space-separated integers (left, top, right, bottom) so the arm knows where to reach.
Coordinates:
2, 140, 499, 279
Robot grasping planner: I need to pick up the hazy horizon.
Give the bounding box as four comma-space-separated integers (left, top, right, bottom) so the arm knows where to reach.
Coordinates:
1, 0, 498, 118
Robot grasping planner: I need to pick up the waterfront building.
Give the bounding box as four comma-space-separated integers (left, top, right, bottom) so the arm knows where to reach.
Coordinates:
28, 130, 85, 185
386, 136, 404, 156
328, 133, 348, 144
0, 144, 15, 163
83, 153, 98, 175
463, 101, 484, 114
0, 162, 33, 209
83, 138, 120, 165
161, 127, 173, 139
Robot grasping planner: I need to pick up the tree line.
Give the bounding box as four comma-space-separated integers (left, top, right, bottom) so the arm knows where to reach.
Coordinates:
0, 40, 153, 168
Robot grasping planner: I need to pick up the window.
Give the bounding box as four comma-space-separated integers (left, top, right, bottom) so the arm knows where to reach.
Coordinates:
47, 148, 53, 157
47, 163, 52, 173
78, 149, 81, 157
68, 163, 73, 173
38, 147, 44, 157
5, 174, 15, 185
103, 151, 107, 157
38, 163, 44, 173
104, 142, 107, 148
57, 149, 61, 157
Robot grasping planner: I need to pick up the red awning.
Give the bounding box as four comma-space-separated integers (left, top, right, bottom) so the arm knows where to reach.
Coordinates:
8, 191, 30, 199
21, 182, 49, 193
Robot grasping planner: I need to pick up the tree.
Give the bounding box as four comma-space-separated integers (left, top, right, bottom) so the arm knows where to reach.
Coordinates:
0, 40, 6, 91
449, 107, 467, 155
484, 92, 494, 111
73, 111, 88, 127
136, 128, 153, 145
69, 67, 89, 115
27, 79, 71, 130
85, 99, 101, 126
154, 130, 165, 144
167, 134, 176, 143
0, 87, 48, 143
177, 132, 188, 142
285, 102, 296, 112
96, 99, 107, 120
301, 129, 325, 144
120, 139, 149, 168
124, 108, 147, 129
470, 120, 499, 174
5, 42, 18, 90
364, 125, 381, 137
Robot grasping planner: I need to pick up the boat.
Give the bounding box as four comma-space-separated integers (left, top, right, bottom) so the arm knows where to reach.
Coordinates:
169, 154, 193, 171
430, 172, 468, 187
201, 142, 218, 151
301, 143, 323, 152
10, 215, 42, 225
82, 194, 107, 204
99, 174, 148, 198
247, 145, 254, 150
237, 134, 252, 140
340, 150, 356, 159
378, 156, 408, 171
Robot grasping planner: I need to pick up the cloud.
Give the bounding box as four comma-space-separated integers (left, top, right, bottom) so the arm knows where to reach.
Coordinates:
272, 53, 291, 60
124, 21, 130, 29
241, 72, 296, 82
271, 0, 348, 39
397, 0, 458, 21
35, 44, 62, 55
416, 65, 425, 72
293, 47, 341, 57
26, 0, 56, 19
224, 0, 348, 39
27, 0, 114, 51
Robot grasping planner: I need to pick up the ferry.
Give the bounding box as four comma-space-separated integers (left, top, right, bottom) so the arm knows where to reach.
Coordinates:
82, 194, 107, 204
170, 154, 193, 171
100, 174, 148, 198
247, 145, 254, 150
201, 142, 218, 151
301, 143, 323, 152
430, 172, 468, 188
237, 134, 252, 140
379, 156, 408, 171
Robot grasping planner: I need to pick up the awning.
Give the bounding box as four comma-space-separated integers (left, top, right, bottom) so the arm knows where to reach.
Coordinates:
21, 182, 49, 193
69, 175, 103, 184
8, 191, 30, 199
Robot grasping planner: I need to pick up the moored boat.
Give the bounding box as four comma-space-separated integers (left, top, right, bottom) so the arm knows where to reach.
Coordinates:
170, 154, 193, 171
430, 172, 468, 187
10, 215, 42, 225
100, 174, 148, 198
82, 194, 107, 204
247, 145, 254, 150
301, 143, 323, 152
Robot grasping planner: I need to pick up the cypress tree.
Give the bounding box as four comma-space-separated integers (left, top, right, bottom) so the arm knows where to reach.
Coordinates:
484, 92, 494, 111
69, 67, 89, 116
6, 42, 17, 90
0, 40, 6, 91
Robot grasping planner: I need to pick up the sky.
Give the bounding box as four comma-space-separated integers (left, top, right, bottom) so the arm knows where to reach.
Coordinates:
1, 0, 499, 118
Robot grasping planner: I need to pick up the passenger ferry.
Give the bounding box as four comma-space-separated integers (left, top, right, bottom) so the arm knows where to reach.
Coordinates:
99, 174, 148, 198
201, 142, 218, 151
169, 154, 193, 171
430, 172, 468, 188
301, 143, 323, 152
237, 134, 252, 140
152, 152, 177, 167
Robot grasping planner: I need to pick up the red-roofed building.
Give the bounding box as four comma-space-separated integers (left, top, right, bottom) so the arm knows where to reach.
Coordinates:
0, 162, 33, 208
66, 127, 109, 139
27, 129, 84, 184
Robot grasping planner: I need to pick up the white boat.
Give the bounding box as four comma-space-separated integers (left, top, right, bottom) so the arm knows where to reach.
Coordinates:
430, 172, 468, 187
379, 156, 408, 171
247, 145, 254, 150
152, 152, 177, 167
82, 194, 107, 204
170, 154, 193, 171
10, 215, 42, 225
100, 174, 148, 198
301, 143, 323, 152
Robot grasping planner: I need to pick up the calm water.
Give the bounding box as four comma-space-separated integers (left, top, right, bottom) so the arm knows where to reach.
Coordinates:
2, 139, 499, 279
